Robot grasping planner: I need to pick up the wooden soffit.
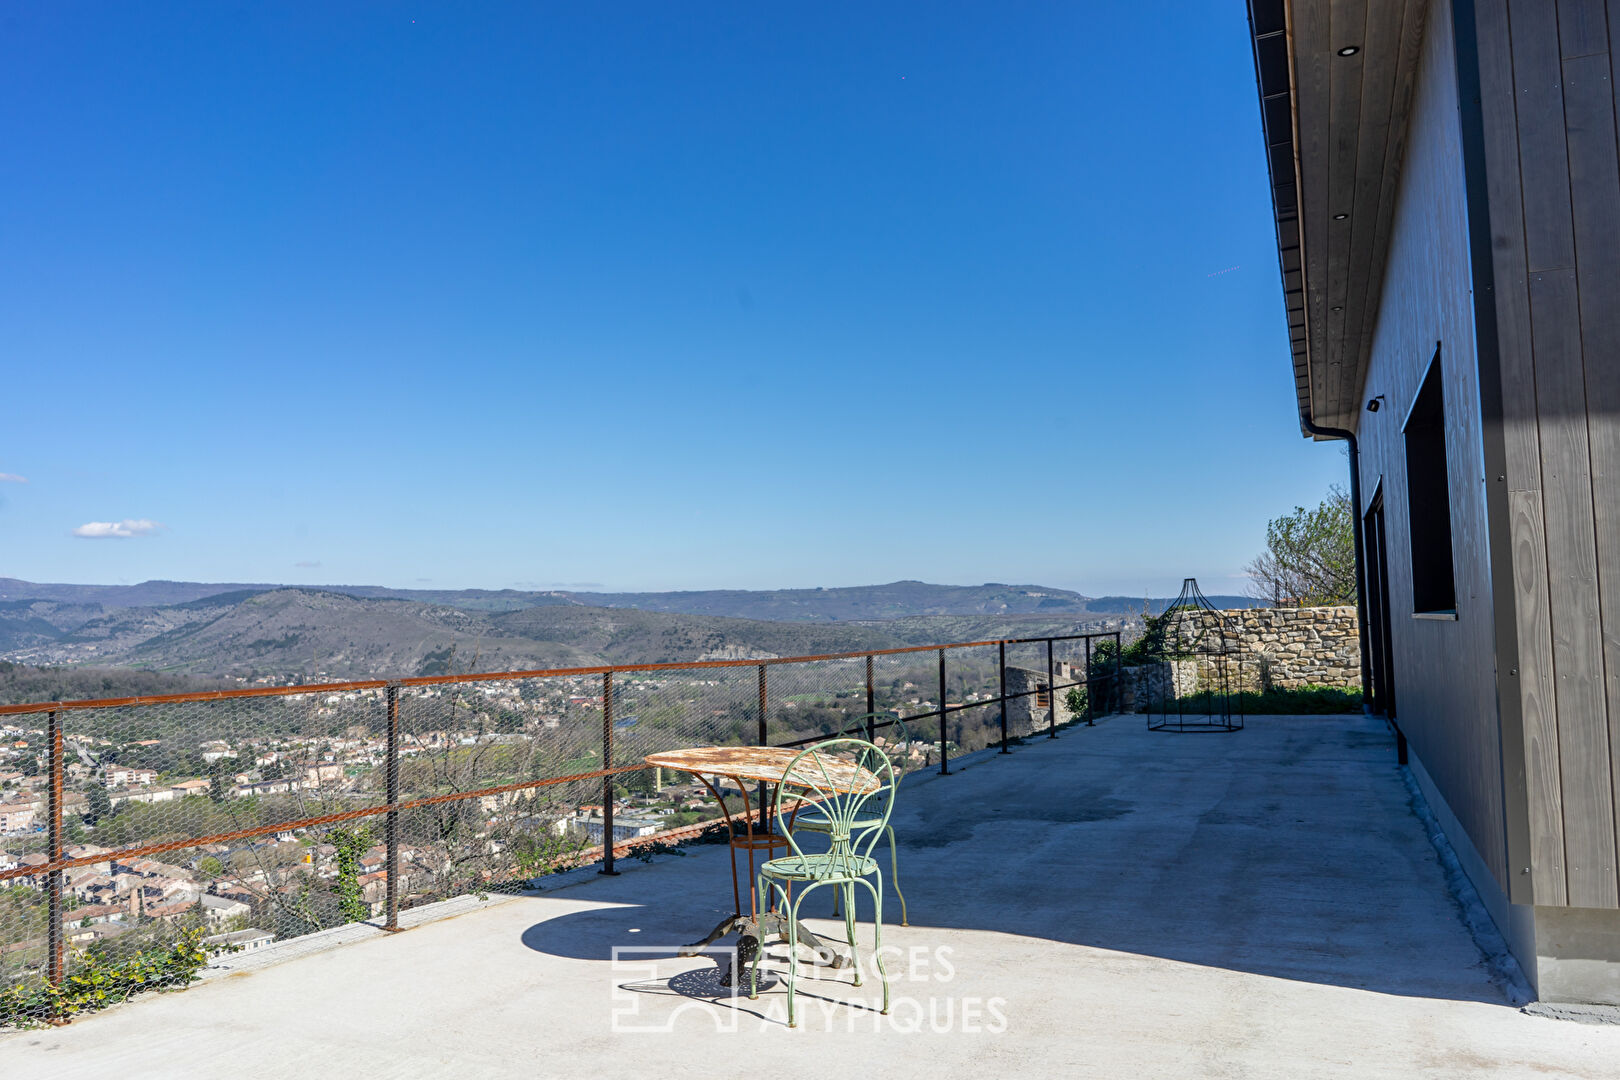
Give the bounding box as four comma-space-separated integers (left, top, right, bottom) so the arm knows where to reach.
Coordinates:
1247, 0, 1430, 434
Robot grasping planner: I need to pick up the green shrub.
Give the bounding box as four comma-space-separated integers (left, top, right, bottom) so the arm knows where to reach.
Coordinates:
1170, 683, 1363, 716
0, 928, 230, 1028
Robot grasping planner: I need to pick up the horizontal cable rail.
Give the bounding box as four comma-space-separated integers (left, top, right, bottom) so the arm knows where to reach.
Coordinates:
0, 763, 648, 885
0, 629, 1122, 1016
0, 633, 1108, 717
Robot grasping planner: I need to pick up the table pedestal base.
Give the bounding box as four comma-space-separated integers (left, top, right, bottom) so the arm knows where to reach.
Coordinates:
680, 911, 851, 988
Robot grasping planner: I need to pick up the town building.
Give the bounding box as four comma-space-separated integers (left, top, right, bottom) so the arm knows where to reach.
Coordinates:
1004, 663, 1087, 731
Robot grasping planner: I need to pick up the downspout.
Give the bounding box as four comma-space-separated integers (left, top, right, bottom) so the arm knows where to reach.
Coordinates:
1301, 419, 1374, 710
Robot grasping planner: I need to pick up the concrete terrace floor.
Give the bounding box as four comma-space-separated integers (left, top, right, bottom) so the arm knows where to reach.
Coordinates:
6, 714, 1619, 1079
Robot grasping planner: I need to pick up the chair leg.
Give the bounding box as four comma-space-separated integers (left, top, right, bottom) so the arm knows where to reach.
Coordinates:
749, 875, 770, 1000
886, 824, 909, 926
786, 883, 810, 1028
856, 876, 890, 1015
843, 881, 862, 986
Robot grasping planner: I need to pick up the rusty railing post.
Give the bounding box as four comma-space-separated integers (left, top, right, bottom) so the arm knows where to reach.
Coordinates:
600, 671, 618, 875
1114, 631, 1124, 714
757, 664, 768, 747
865, 655, 876, 742
1047, 638, 1058, 738
384, 684, 401, 930
47, 709, 64, 986
756, 663, 768, 830
998, 641, 1010, 753
1085, 636, 1095, 725
937, 648, 949, 775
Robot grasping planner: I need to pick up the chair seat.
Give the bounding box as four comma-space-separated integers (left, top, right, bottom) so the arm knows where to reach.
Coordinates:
760, 852, 879, 881
790, 810, 885, 833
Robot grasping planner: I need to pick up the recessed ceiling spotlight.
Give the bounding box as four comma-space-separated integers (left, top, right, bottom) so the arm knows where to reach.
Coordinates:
1338, 45, 1361, 56
1333, 212, 1349, 220
1331, 305, 1344, 312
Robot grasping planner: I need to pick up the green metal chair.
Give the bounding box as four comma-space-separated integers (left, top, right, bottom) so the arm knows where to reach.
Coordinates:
749, 737, 893, 1027
788, 711, 911, 925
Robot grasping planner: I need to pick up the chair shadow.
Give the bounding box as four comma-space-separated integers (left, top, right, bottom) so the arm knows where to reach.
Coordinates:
519, 718, 1513, 1008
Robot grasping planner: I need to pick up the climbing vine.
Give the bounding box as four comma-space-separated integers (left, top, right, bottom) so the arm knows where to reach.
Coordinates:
329, 825, 374, 924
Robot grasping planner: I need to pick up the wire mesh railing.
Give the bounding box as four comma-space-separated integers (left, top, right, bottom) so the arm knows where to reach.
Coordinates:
0, 631, 1120, 1025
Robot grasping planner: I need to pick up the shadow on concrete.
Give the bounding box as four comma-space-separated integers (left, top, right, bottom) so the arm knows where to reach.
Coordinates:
521, 716, 1508, 1007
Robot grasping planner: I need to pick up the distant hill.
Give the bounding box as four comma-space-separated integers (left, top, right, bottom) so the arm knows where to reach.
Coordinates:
0, 577, 1101, 620
861, 612, 1132, 646
0, 588, 911, 680
1086, 594, 1267, 615
0, 578, 280, 608
0, 578, 1270, 682
0, 577, 1264, 623
566, 581, 1102, 621
489, 604, 901, 662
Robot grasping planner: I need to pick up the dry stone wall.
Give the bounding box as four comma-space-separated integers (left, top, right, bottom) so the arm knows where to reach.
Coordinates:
1120, 605, 1361, 707
1227, 605, 1360, 690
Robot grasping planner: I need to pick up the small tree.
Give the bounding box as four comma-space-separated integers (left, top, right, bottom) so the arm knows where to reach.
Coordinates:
1247, 485, 1356, 607
207, 757, 234, 803
86, 783, 113, 825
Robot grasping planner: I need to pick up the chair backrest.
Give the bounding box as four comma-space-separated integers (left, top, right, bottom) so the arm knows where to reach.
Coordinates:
774, 737, 895, 865
838, 711, 912, 774
838, 709, 907, 742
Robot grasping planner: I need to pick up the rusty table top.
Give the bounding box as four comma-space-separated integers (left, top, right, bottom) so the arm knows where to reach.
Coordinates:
643, 745, 879, 794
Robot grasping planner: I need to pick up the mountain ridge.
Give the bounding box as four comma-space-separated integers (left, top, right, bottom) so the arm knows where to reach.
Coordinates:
0, 578, 1261, 620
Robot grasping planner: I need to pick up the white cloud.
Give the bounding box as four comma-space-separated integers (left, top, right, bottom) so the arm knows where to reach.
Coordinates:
0, 473, 25, 484
72, 519, 164, 539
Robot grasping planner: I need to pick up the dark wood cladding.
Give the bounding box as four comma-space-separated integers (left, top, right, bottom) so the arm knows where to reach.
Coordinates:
1462, 0, 1620, 908
1258, 0, 1620, 910
1353, 0, 1511, 894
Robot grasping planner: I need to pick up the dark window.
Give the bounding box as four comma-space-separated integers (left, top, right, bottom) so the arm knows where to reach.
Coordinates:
1036, 685, 1050, 709
1403, 348, 1456, 614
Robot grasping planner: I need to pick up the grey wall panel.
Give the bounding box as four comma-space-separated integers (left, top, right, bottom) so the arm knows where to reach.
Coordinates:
1355, 0, 1511, 891
1510, 487, 1568, 904
1528, 267, 1617, 907
1565, 22, 1620, 910
1466, 0, 1620, 907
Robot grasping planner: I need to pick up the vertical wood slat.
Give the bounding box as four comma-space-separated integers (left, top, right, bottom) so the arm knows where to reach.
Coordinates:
1512, 489, 1570, 903
1510, 0, 1579, 272
1601, 0, 1620, 896
1531, 267, 1618, 906
1563, 24, 1620, 906
1469, 0, 1567, 904
1559, 0, 1609, 57
1476, 0, 1546, 490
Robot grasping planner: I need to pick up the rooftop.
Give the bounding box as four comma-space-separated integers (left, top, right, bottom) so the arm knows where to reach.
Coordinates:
5, 713, 1617, 1077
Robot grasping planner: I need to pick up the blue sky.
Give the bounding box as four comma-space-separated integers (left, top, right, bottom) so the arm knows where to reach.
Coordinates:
1, 3, 1342, 598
